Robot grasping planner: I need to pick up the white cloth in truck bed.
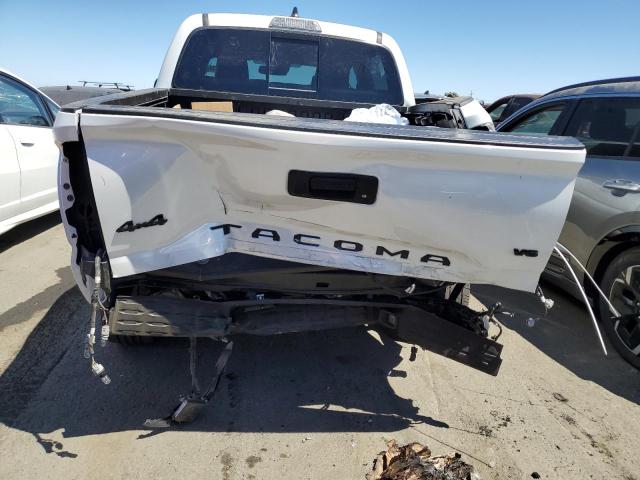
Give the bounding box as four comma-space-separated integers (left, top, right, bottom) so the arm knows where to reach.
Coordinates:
344, 103, 409, 125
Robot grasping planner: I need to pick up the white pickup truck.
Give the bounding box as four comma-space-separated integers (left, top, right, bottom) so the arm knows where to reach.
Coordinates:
54, 12, 585, 379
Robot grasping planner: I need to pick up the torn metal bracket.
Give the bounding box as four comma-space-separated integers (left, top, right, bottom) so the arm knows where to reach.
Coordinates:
392, 308, 503, 375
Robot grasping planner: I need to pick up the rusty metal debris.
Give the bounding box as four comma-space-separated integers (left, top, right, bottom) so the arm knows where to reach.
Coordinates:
366, 440, 477, 480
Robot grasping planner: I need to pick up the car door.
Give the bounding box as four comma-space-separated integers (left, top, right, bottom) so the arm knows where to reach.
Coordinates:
557, 96, 640, 263
0, 124, 21, 227
0, 74, 59, 216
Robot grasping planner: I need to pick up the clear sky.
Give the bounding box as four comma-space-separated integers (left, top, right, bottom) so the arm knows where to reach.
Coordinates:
1, 0, 638, 102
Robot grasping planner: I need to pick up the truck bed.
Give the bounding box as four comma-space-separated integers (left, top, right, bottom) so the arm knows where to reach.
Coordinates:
62, 88, 580, 150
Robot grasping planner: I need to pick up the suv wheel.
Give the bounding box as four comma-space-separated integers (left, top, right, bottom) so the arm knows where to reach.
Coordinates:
598, 247, 640, 369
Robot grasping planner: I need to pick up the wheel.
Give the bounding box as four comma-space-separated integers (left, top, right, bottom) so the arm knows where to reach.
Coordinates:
109, 334, 154, 346
598, 247, 640, 369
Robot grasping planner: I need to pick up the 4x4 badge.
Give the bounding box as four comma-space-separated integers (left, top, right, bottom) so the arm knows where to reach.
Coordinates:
116, 214, 167, 233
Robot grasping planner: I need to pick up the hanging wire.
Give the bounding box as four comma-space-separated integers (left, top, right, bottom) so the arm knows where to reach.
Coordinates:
556, 242, 620, 317
553, 245, 608, 356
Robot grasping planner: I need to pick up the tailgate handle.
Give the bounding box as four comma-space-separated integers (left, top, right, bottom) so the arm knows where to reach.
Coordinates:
309, 176, 356, 194
288, 170, 378, 205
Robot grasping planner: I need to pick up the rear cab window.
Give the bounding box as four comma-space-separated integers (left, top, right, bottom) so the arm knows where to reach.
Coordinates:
173, 29, 270, 95
173, 27, 403, 105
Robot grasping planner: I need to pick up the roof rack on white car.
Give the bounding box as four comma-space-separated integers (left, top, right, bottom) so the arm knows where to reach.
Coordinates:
78, 81, 133, 91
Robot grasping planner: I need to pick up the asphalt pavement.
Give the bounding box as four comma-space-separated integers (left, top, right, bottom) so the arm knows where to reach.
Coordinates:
1, 214, 639, 479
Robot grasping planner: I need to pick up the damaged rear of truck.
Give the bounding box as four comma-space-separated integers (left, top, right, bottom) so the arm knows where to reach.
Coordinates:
54, 13, 585, 381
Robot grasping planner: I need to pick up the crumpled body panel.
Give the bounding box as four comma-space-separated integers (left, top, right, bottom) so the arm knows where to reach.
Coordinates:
76, 111, 584, 292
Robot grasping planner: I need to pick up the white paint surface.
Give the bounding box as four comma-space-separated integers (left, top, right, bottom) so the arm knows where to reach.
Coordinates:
73, 112, 584, 292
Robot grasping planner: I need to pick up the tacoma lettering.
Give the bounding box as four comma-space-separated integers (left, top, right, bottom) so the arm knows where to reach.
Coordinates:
294, 233, 320, 247
210, 224, 242, 235
420, 254, 451, 266
205, 223, 451, 267
334, 240, 363, 252
376, 246, 409, 259
252, 228, 280, 241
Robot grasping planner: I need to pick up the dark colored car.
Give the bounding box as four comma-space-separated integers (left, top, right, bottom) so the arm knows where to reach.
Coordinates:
497, 77, 640, 368
486, 94, 540, 126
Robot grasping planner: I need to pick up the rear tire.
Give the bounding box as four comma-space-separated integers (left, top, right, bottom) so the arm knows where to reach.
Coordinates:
598, 247, 640, 369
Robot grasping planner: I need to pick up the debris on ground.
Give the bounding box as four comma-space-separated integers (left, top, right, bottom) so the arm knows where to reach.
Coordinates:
552, 392, 568, 403
366, 440, 477, 480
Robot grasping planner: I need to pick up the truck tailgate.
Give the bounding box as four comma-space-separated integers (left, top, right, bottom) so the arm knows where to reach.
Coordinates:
66, 108, 584, 292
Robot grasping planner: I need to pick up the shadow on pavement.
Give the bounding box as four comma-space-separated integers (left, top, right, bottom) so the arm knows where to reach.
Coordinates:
7, 276, 636, 451
474, 282, 640, 405
0, 287, 448, 440
0, 267, 74, 332
0, 212, 61, 254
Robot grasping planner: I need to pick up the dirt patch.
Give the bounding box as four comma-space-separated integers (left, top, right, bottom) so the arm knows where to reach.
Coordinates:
246, 455, 262, 468
220, 452, 234, 480
490, 410, 511, 429
584, 432, 613, 459
553, 392, 568, 403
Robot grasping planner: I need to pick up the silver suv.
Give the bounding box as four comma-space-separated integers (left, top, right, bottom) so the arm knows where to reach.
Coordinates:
498, 77, 640, 369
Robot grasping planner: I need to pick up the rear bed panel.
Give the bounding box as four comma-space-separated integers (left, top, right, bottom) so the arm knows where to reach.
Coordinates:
75, 109, 584, 292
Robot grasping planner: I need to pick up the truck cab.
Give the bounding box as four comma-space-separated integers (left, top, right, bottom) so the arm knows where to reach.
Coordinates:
155, 13, 416, 115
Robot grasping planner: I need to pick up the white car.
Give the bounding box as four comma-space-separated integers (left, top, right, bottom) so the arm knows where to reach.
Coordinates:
0, 69, 60, 235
